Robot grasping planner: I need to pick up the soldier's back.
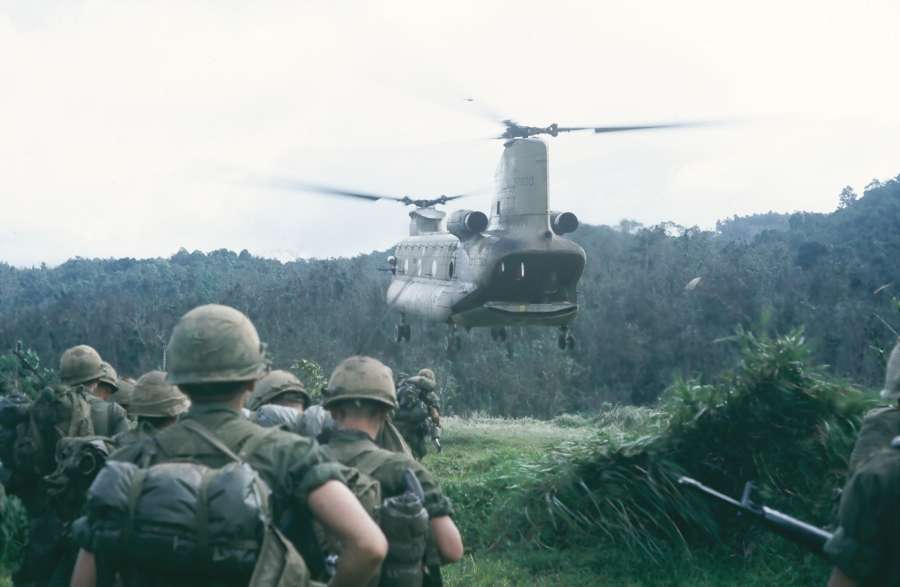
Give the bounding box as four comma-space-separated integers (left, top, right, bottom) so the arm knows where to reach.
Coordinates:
848, 405, 900, 473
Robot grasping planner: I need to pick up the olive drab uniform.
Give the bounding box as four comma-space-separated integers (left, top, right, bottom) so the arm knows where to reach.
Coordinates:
393, 370, 441, 460
324, 429, 453, 519
111, 370, 189, 450
322, 357, 454, 587
825, 437, 900, 586
93, 403, 348, 585
74, 305, 349, 586
10, 345, 124, 587
848, 342, 900, 474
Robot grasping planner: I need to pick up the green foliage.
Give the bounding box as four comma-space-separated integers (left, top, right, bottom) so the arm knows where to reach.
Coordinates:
0, 494, 26, 575
0, 174, 899, 415
439, 331, 877, 567
290, 358, 328, 401
0, 344, 54, 398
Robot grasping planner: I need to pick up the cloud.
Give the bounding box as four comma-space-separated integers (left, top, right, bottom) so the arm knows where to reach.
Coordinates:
1, 0, 899, 266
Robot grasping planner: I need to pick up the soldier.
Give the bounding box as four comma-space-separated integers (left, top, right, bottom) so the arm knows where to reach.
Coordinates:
113, 370, 189, 448
59, 346, 130, 438
846, 341, 900, 474
247, 369, 310, 429
322, 356, 463, 585
824, 435, 900, 586
94, 362, 119, 401
393, 368, 442, 460
70, 304, 386, 587
112, 377, 136, 417
9, 346, 125, 586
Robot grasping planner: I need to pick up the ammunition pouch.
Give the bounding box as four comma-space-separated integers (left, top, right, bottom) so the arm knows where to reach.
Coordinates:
379, 492, 429, 587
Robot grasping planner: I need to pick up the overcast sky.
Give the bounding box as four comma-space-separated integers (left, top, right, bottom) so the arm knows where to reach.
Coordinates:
2, 0, 899, 267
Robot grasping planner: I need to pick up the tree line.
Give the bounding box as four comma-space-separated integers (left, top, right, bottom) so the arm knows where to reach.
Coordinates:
1, 175, 898, 417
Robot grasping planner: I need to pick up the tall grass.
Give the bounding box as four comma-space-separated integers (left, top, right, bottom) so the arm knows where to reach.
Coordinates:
495, 329, 875, 560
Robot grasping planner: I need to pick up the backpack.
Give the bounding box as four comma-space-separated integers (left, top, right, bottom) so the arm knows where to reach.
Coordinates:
14, 385, 94, 478
81, 420, 317, 587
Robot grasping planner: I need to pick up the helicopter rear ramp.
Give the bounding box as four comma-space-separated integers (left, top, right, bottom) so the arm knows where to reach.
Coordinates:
452, 300, 578, 328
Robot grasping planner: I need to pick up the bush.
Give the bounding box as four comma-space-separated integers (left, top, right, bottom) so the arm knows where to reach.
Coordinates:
487, 330, 876, 560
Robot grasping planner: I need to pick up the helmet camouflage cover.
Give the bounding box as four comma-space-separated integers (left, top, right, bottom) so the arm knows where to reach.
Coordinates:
247, 370, 310, 411
130, 371, 190, 418
98, 362, 119, 391
165, 304, 268, 386
417, 368, 436, 383
324, 356, 397, 409
114, 377, 136, 409
882, 341, 900, 401
60, 345, 105, 386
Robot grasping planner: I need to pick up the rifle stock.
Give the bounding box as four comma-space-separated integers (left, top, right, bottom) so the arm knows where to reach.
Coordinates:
678, 476, 832, 558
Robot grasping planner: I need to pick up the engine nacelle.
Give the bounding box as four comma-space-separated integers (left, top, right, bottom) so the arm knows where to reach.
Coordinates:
447, 210, 488, 240
550, 211, 579, 235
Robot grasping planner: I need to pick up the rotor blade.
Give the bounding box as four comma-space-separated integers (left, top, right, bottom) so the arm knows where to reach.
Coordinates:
588, 121, 715, 134
259, 179, 411, 204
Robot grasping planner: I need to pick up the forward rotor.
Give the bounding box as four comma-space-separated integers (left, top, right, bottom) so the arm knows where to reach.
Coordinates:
261, 179, 473, 209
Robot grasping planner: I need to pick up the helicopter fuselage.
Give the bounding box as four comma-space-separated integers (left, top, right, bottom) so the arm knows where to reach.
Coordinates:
386, 138, 586, 329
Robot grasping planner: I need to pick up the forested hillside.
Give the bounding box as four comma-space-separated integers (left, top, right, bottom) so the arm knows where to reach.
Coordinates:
1, 175, 898, 417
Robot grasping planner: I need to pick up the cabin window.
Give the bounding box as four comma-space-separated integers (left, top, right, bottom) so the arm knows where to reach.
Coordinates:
431, 259, 437, 276
404, 259, 409, 274
417, 259, 422, 276
520, 261, 526, 278
448, 261, 454, 279
496, 201, 501, 215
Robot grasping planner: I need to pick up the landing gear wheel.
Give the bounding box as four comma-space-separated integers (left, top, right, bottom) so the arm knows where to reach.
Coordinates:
565, 334, 576, 350
557, 334, 567, 350
448, 335, 462, 353
395, 323, 411, 343
490, 327, 508, 342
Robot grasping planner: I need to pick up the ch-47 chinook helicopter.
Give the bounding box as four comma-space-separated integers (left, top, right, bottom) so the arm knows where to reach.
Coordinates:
277, 116, 707, 351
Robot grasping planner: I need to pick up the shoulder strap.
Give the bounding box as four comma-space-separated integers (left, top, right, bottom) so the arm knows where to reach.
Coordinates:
180, 419, 244, 463
352, 448, 392, 476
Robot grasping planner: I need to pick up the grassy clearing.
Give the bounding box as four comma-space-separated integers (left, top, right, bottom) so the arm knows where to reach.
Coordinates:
429, 406, 837, 585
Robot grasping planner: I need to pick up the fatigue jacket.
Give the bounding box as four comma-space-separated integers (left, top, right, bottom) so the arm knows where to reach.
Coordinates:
323, 428, 453, 518
825, 439, 900, 586
847, 405, 900, 473
100, 402, 348, 581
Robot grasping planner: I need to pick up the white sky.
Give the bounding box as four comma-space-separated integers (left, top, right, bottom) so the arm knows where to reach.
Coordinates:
1, 0, 899, 266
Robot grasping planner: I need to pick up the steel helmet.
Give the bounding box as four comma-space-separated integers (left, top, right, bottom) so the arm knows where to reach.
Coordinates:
59, 345, 105, 386
882, 342, 900, 401
131, 371, 190, 417
324, 356, 397, 409
165, 304, 268, 385
247, 370, 310, 411
114, 377, 136, 409
98, 362, 119, 391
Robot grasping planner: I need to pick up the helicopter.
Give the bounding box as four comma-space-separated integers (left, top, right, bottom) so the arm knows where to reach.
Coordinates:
270, 116, 709, 351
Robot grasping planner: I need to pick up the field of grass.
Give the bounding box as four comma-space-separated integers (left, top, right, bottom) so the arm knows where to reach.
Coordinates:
429, 415, 831, 586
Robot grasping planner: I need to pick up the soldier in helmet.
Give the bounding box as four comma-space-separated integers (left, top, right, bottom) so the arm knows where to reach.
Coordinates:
71, 304, 386, 587
113, 371, 189, 449
846, 341, 900, 474
112, 377, 136, 417
824, 342, 900, 586
393, 368, 442, 460
94, 362, 119, 402
247, 369, 310, 429
825, 439, 900, 586
322, 356, 463, 585
59, 346, 130, 438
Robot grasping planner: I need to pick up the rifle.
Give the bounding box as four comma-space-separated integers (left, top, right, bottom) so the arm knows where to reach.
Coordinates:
678, 476, 832, 558
426, 418, 443, 453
